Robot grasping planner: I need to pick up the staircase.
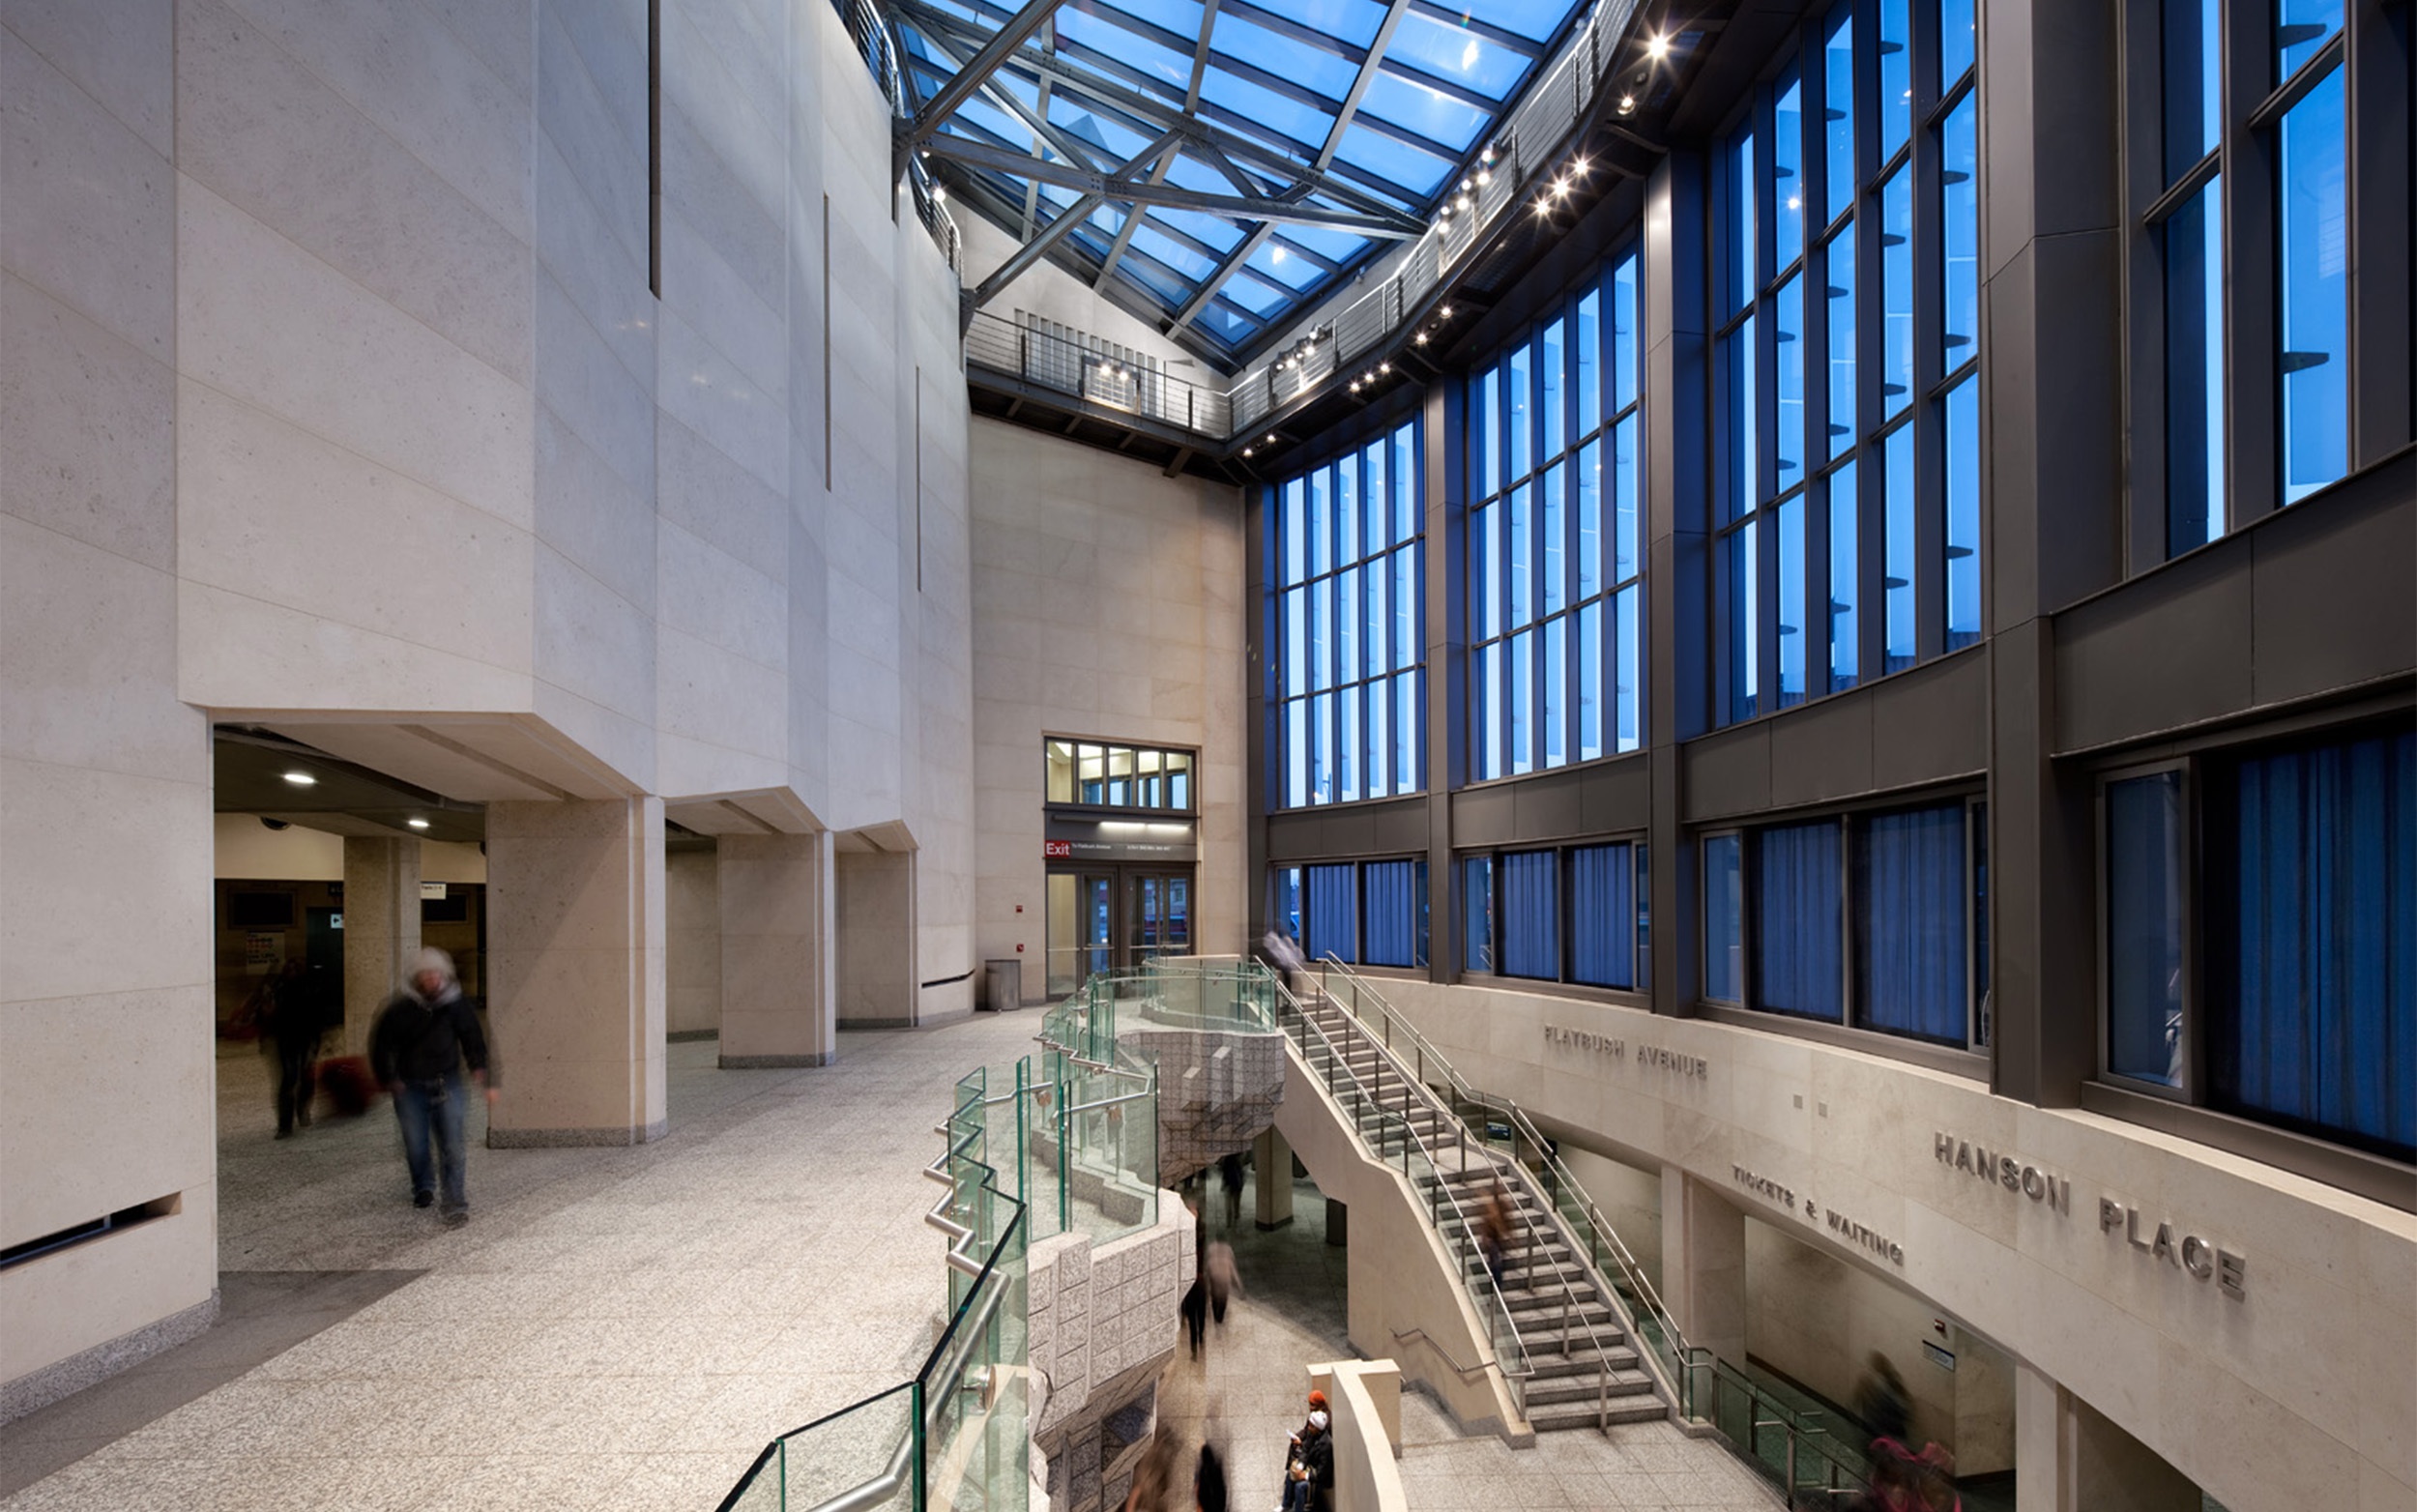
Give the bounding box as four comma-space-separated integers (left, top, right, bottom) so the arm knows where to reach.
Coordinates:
1279, 983, 1670, 1433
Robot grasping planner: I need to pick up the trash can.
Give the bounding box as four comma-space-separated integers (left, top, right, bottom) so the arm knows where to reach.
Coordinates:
984, 958, 1022, 1012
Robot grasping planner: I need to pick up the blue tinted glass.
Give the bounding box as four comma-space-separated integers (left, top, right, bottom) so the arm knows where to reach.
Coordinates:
1577, 439, 1602, 597
1723, 317, 1758, 520
1277, 223, 1370, 264
1193, 303, 1259, 344
1508, 342, 1532, 480
1338, 566, 1359, 683
1210, 12, 1357, 97
1361, 72, 1491, 152
1779, 495, 1807, 708
1395, 669, 1418, 791
1367, 674, 1389, 795
1507, 481, 1531, 626
1614, 416, 1640, 583
1613, 254, 1640, 412
1728, 127, 1758, 313
1944, 377, 1980, 650
1308, 466, 1331, 576
1704, 833, 1744, 1003
1543, 616, 1565, 769
2107, 772, 2186, 1087
2163, 0, 2221, 183
1775, 69, 1805, 270
2276, 0, 2343, 80
1464, 856, 1495, 973
1510, 627, 1533, 773
1283, 479, 1305, 583
1337, 456, 1359, 564
1339, 685, 1360, 800
2279, 69, 2348, 505
1828, 461, 1859, 690
1312, 573, 1333, 690
1199, 67, 1332, 149
1393, 545, 1417, 671
1473, 501, 1500, 638
1218, 273, 1289, 317
1884, 424, 1915, 672
1937, 0, 1974, 88
1479, 640, 1502, 778
1616, 584, 1641, 750
1823, 8, 1854, 223
1310, 690, 1332, 802
1731, 519, 1760, 723
1541, 320, 1565, 456
1756, 821, 1845, 1019
2166, 178, 2225, 554
1775, 275, 1806, 487
1878, 0, 1911, 159
1333, 124, 1455, 198
1825, 228, 1857, 456
1386, 12, 1529, 96
1058, 10, 1191, 89
1129, 224, 1219, 282
1541, 464, 1565, 615
1580, 599, 1602, 760
1879, 167, 1914, 418
1482, 366, 1502, 493
1364, 441, 1388, 551
955, 96, 1034, 151
1285, 699, 1307, 806
1577, 291, 1601, 433
1460, 0, 1563, 42
1394, 424, 1418, 542
1284, 586, 1306, 692
1941, 94, 1978, 367
1150, 207, 1242, 252
1250, 241, 1323, 292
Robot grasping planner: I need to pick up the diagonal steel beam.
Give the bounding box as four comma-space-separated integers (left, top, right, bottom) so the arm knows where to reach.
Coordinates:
1091, 0, 1223, 285
1172, 0, 1417, 333
967, 124, 1187, 319
1215, 0, 1499, 111
920, 134, 1420, 235
1181, 0, 1220, 113
904, 0, 1067, 148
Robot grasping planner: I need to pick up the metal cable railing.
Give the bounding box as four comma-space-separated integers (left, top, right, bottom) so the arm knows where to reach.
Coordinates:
829, 0, 962, 274
966, 311, 1231, 437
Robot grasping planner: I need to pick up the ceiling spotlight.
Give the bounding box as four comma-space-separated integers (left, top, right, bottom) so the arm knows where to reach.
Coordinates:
1379, 362, 1390, 374
1618, 93, 1637, 114
1555, 177, 1571, 196
1480, 144, 1497, 165
1474, 166, 1492, 187
1414, 331, 1428, 345
1243, 447, 1255, 457
1646, 31, 1671, 59
408, 818, 430, 830
1455, 193, 1472, 213
1349, 379, 1362, 392
282, 771, 316, 787
931, 185, 946, 201
1573, 155, 1589, 175
1440, 305, 1453, 319
1460, 177, 1473, 193
1266, 433, 1277, 444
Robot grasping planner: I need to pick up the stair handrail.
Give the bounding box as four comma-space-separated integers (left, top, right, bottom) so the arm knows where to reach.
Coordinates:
1308, 957, 1693, 1410
1290, 968, 1636, 1433
1265, 973, 1537, 1424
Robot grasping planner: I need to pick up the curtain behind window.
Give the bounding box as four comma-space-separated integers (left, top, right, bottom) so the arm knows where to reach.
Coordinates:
1756, 821, 1844, 1020
1571, 844, 1637, 987
1304, 863, 1357, 964
2207, 728, 2416, 1160
1364, 860, 1420, 967
1855, 805, 1967, 1042
1500, 851, 1560, 979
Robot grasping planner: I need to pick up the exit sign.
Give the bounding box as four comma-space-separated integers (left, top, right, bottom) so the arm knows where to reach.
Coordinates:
1043, 840, 1071, 858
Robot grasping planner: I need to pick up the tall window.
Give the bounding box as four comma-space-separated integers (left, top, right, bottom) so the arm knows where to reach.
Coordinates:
2102, 725, 2415, 1164
1468, 249, 1645, 778
1714, 0, 1982, 728
1461, 841, 1649, 991
1702, 797, 1990, 1050
1276, 858, 1429, 970
1273, 421, 1424, 807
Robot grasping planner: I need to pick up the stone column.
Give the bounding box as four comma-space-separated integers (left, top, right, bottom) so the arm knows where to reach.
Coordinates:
485, 798, 667, 1146
341, 836, 421, 1053
1254, 1125, 1294, 1230
1661, 1169, 1747, 1369
717, 830, 833, 1066
835, 848, 915, 1026
2016, 1362, 2200, 1512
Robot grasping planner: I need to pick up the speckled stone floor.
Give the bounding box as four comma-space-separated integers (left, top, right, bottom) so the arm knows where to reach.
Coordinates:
4, 1016, 1781, 1511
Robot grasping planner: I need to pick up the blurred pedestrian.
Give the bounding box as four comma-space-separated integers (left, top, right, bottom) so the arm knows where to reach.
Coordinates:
1205, 1239, 1241, 1327
1122, 1430, 1179, 1512
262, 960, 321, 1138
1194, 1436, 1227, 1512
1854, 1352, 1911, 1451
1180, 1273, 1208, 1360
368, 947, 493, 1225
1260, 928, 1306, 996
1219, 1151, 1245, 1230
1476, 1178, 1515, 1291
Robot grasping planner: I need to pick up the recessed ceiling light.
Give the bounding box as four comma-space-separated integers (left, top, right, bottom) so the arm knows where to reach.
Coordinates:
407, 818, 430, 829
282, 771, 316, 787
1646, 32, 1671, 59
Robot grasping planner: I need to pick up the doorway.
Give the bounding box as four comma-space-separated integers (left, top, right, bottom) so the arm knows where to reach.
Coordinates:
1044, 866, 1194, 997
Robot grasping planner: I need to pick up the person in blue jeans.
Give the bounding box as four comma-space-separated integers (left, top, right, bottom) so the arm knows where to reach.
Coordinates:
369, 948, 494, 1225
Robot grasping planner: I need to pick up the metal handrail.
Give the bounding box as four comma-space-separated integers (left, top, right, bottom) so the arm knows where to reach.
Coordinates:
1311, 957, 1687, 1393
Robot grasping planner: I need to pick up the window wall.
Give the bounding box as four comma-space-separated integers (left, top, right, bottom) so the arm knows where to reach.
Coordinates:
1461, 842, 1650, 991
1271, 858, 1429, 970
1467, 248, 1645, 778
1046, 740, 1196, 809
1713, 0, 1981, 727
2101, 723, 2415, 1163
2142, 0, 2406, 558
1273, 422, 1425, 808
1701, 797, 1990, 1050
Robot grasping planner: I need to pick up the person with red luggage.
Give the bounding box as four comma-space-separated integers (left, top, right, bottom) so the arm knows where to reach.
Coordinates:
369, 948, 494, 1226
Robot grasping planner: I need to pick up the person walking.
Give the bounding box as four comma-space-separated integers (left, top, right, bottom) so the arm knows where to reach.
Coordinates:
368, 947, 493, 1225
262, 960, 322, 1138
1218, 1151, 1245, 1231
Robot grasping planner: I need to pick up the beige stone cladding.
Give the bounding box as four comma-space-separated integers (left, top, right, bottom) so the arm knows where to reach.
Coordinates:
1120, 1025, 1288, 1183
1377, 977, 2417, 1512
1029, 1199, 1188, 1512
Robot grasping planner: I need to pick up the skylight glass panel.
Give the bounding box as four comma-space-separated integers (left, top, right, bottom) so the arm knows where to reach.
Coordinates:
953, 97, 1034, 151
1052, 102, 1153, 161
1276, 0, 1388, 48
1109, 0, 1208, 44
1198, 68, 1333, 151
1195, 302, 1261, 344
1220, 271, 1291, 316
1276, 222, 1370, 264
1360, 73, 1491, 152
1054, 9, 1192, 91
1120, 248, 1197, 308
1210, 12, 1359, 100
1151, 207, 1244, 252
1163, 154, 1241, 197
1248, 240, 1324, 291
1458, 0, 1565, 44
1383, 12, 1529, 98
1332, 123, 1454, 197
1129, 224, 1220, 281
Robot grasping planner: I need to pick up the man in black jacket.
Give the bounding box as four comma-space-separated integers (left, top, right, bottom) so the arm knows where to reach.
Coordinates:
368, 947, 493, 1225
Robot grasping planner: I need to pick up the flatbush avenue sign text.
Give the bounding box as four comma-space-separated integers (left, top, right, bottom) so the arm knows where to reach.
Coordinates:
1542, 1024, 1708, 1078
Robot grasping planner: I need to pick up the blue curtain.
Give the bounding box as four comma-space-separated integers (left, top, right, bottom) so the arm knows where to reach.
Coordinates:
1755, 821, 1844, 1020
2208, 728, 2415, 1161
1304, 863, 1357, 963
1500, 851, 1560, 979
1363, 860, 1419, 967
1704, 834, 1742, 1003
1855, 805, 1968, 1043
1571, 844, 1636, 987
1464, 857, 1495, 973
2106, 774, 2185, 1086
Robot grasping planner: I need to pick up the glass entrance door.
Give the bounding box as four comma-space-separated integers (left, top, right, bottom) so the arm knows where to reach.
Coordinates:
1127, 872, 1191, 965
1046, 866, 1196, 994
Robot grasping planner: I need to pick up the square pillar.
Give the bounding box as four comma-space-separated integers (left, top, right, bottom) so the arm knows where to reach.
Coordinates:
1254, 1126, 1294, 1230
485, 798, 666, 1147
2017, 1362, 2200, 1512
834, 847, 915, 1027
717, 830, 834, 1066
664, 846, 721, 1038
1662, 1169, 1747, 1369
340, 836, 421, 1054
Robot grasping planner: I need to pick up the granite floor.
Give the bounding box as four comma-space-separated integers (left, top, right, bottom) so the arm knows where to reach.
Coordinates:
5, 1016, 1781, 1511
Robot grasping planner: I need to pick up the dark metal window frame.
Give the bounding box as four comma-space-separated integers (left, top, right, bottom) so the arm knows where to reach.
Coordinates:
1043, 736, 1203, 815
1450, 835, 1651, 1001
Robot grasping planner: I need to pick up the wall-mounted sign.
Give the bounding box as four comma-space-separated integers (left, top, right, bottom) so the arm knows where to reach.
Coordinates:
1933, 1131, 2073, 1214
1923, 1342, 1956, 1373
2099, 1198, 2248, 1299
1730, 1163, 1907, 1265
1042, 819, 1195, 862
1043, 840, 1072, 858
421, 882, 449, 901
1543, 1024, 1709, 1078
